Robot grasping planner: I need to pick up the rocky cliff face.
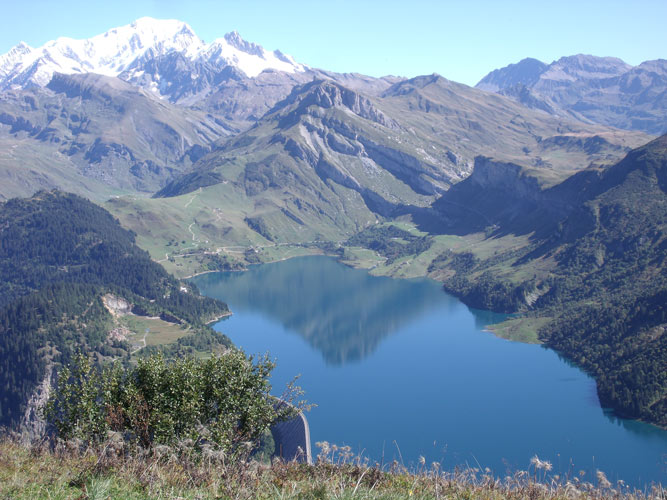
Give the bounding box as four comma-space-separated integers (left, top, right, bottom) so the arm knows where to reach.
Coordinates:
102, 294, 132, 316
20, 367, 52, 439
429, 156, 585, 236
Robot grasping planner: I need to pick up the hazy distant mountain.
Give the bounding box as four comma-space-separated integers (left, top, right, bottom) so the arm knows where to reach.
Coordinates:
477, 55, 667, 135
476, 58, 548, 92
0, 72, 233, 198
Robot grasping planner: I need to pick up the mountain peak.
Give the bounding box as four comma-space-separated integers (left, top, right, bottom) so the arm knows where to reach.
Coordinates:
11, 41, 31, 52
269, 79, 398, 130
544, 54, 632, 80
130, 16, 191, 29
0, 18, 305, 91
126, 17, 198, 43
406, 73, 448, 87
222, 30, 262, 56
476, 58, 547, 92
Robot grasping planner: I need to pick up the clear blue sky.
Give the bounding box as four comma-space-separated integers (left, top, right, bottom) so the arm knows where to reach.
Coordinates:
2, 0, 665, 86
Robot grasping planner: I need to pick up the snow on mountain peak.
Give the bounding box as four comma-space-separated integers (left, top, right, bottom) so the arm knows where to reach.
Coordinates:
0, 17, 305, 90
0, 42, 33, 77
201, 30, 305, 78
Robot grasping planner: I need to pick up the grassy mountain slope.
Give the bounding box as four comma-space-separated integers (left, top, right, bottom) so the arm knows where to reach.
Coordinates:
0, 73, 233, 199
0, 191, 230, 427
378, 74, 649, 185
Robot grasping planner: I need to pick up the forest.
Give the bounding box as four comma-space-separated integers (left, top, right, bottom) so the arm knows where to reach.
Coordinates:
0, 191, 230, 426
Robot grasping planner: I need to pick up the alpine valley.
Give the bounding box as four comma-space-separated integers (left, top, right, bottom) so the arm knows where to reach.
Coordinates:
0, 16, 665, 444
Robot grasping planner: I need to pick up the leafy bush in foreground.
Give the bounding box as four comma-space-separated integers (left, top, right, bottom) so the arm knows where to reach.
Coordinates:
45, 352, 302, 455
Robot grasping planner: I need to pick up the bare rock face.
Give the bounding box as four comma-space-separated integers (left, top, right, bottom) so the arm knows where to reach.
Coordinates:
102, 294, 132, 316
275, 80, 399, 130
21, 367, 52, 439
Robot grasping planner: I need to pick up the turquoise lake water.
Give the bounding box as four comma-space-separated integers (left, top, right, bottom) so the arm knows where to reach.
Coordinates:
192, 256, 666, 488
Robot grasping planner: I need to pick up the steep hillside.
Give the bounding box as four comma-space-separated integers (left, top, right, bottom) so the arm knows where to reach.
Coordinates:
152, 79, 452, 245
0, 73, 233, 199
477, 55, 667, 135
378, 74, 647, 183
0, 191, 230, 427
427, 135, 667, 426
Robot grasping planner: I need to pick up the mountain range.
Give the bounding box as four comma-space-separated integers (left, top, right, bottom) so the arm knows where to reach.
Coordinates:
0, 18, 665, 429
0, 18, 305, 92
0, 19, 651, 209
477, 54, 667, 135
145, 75, 647, 246
0, 72, 234, 198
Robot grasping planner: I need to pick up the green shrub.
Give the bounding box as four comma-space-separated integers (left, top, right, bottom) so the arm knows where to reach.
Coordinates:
45, 352, 302, 456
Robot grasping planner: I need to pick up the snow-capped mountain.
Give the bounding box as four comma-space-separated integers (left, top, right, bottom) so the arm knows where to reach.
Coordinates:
0, 17, 306, 94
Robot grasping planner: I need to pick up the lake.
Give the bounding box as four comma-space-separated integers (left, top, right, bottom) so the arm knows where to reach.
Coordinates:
193, 256, 666, 488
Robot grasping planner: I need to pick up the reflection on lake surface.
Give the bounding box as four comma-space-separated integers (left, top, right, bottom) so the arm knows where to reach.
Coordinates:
193, 256, 667, 488
194, 256, 467, 364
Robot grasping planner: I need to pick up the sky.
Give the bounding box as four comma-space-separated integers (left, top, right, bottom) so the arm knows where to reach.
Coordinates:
1, 0, 665, 86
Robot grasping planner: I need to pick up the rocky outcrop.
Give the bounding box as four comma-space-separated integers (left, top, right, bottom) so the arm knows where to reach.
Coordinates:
21, 367, 52, 439
102, 294, 132, 316
276, 80, 400, 130
466, 157, 542, 198
359, 138, 447, 195
430, 156, 575, 235
0, 112, 41, 134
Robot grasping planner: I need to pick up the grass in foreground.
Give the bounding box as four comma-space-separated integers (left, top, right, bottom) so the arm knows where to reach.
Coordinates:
0, 437, 662, 500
